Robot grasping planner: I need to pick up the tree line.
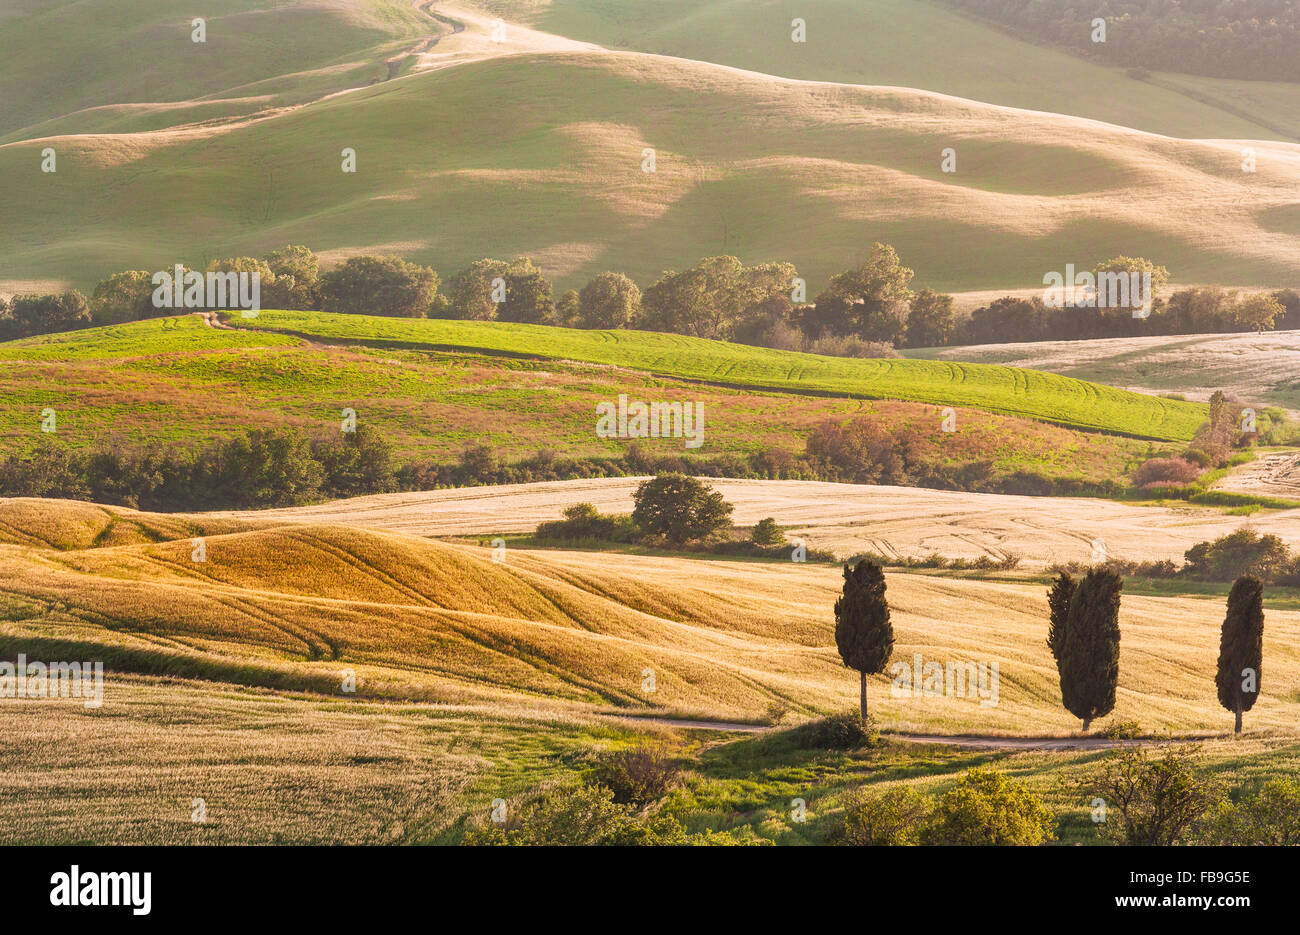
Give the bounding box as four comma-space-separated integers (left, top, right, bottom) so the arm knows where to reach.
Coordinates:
942, 0, 1300, 83
5, 243, 1297, 352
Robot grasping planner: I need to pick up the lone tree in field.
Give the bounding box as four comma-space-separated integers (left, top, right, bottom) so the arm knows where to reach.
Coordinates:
1057, 567, 1122, 731
1046, 571, 1077, 666
631, 473, 733, 545
750, 517, 786, 547
834, 560, 895, 723
1216, 575, 1264, 734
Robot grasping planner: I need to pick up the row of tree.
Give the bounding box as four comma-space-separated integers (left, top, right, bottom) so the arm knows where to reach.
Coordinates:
943, 0, 1300, 83
835, 560, 1266, 734
6, 243, 1297, 350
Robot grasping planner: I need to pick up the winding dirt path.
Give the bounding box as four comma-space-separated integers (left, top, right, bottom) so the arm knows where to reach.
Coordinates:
386, 3, 465, 79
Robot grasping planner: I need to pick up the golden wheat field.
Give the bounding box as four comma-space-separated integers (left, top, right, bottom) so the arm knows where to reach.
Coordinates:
3, 497, 1299, 736
203, 477, 1300, 568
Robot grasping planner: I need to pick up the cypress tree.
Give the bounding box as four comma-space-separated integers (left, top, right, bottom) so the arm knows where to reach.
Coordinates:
1058, 567, 1122, 731
1216, 575, 1264, 734
1046, 571, 1076, 664
834, 560, 895, 723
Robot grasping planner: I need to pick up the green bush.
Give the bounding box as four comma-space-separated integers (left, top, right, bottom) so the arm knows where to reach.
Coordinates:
632, 473, 734, 544
797, 711, 879, 749
1084, 743, 1222, 845
840, 786, 931, 846
462, 783, 749, 846
922, 767, 1056, 845
751, 517, 786, 546
1198, 778, 1300, 845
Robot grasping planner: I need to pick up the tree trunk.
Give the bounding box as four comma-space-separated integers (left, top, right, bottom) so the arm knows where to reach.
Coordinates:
860, 670, 868, 724
1082, 717, 1091, 732
1235, 701, 1243, 734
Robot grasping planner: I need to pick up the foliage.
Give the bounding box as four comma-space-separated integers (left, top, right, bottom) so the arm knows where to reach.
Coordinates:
587, 743, 683, 807
840, 786, 931, 845
1198, 778, 1300, 845
1216, 575, 1264, 731
1058, 567, 1122, 730
319, 255, 439, 317
462, 783, 746, 846
1084, 743, 1222, 845
750, 517, 786, 546
921, 767, 1056, 845
631, 473, 734, 544
1045, 571, 1076, 663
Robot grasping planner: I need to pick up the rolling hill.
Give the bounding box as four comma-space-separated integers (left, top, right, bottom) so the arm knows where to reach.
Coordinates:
3, 494, 1300, 844
0, 313, 1204, 470
0, 0, 433, 143
5, 43, 1300, 297
471, 0, 1300, 140
228, 310, 1206, 439
4, 497, 1299, 733
908, 328, 1300, 413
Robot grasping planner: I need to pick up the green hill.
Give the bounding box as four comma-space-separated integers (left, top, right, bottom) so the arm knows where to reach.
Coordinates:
231, 309, 1204, 440
0, 0, 431, 143
4, 50, 1300, 297
470, 0, 1300, 140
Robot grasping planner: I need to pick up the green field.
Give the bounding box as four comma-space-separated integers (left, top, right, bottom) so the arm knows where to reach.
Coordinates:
221, 309, 1206, 440
0, 315, 1172, 488
0, 0, 429, 143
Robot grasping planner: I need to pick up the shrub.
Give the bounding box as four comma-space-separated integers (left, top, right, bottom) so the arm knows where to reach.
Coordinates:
1132, 457, 1202, 488
798, 711, 878, 749
840, 786, 931, 846
319, 255, 439, 317
1198, 778, 1300, 845
462, 783, 745, 846
1085, 743, 1222, 845
535, 502, 633, 541
750, 517, 786, 546
588, 744, 683, 807
922, 767, 1056, 846
806, 334, 899, 358
1095, 719, 1143, 740
1183, 528, 1292, 582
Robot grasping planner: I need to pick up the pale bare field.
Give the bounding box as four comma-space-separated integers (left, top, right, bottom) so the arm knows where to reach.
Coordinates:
200, 477, 1300, 567
1215, 450, 1300, 498
911, 329, 1300, 412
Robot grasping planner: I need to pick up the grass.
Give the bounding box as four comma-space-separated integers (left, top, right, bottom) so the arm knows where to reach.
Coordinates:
223, 309, 1206, 440
0, 315, 1171, 487
0, 0, 430, 143
5, 45, 1300, 297
471, 0, 1300, 141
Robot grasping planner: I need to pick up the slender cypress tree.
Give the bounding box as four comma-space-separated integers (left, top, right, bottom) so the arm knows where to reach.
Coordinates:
1216, 575, 1264, 734
1058, 567, 1122, 731
1046, 571, 1077, 664
834, 560, 894, 723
